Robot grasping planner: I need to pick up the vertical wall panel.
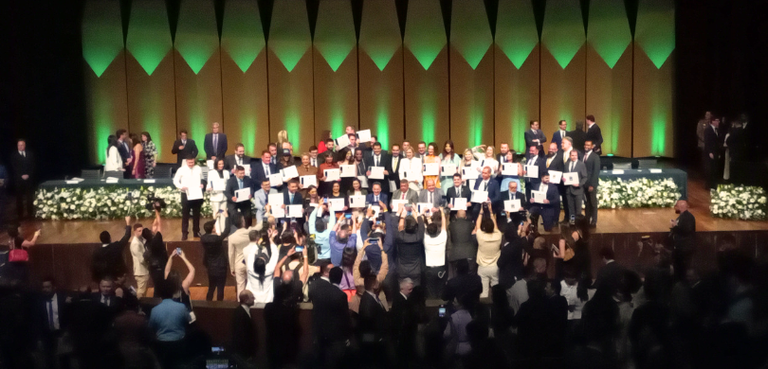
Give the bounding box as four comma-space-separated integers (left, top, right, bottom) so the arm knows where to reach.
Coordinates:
313, 0, 358, 145
220, 0, 268, 156
358, 0, 403, 149
450, 0, 494, 150
82, 0, 127, 164
125, 0, 176, 163
174, 0, 222, 156
540, 0, 586, 148
494, 0, 540, 153
403, 0, 449, 145
586, 0, 632, 156
267, 0, 313, 150
633, 0, 675, 157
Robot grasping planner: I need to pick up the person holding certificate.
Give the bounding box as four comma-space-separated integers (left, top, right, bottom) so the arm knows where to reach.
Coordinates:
439, 140, 462, 190
317, 150, 340, 196
329, 182, 349, 212
399, 147, 423, 192
347, 178, 368, 198
499, 150, 524, 194
472, 167, 500, 219
499, 181, 527, 230
524, 145, 545, 200
422, 143, 441, 189
207, 158, 230, 233
173, 157, 205, 240
564, 150, 588, 225
297, 152, 318, 196
530, 173, 561, 231
364, 142, 391, 194
282, 180, 304, 226
226, 165, 255, 227
477, 146, 500, 176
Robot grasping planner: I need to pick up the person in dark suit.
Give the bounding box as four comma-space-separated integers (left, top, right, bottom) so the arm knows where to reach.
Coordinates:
39, 277, 70, 369
524, 145, 546, 200
524, 120, 547, 153
230, 290, 257, 362
252, 150, 278, 188
551, 120, 568, 150
115, 129, 132, 177
204, 122, 228, 161
389, 279, 418, 366
11, 139, 36, 219
200, 213, 231, 301
364, 142, 391, 194
92, 277, 125, 318
92, 216, 132, 282
725, 120, 746, 185
442, 259, 482, 309
704, 118, 723, 190
389, 144, 403, 191
226, 166, 255, 227
283, 180, 304, 226
224, 143, 251, 172
585, 115, 603, 154
669, 200, 696, 281
530, 173, 560, 231
564, 150, 588, 224
583, 140, 601, 228
594, 246, 625, 292
472, 167, 500, 218
499, 181, 527, 230
567, 121, 587, 155
171, 130, 199, 165
366, 182, 388, 207
308, 265, 351, 369
445, 173, 471, 210
358, 275, 388, 363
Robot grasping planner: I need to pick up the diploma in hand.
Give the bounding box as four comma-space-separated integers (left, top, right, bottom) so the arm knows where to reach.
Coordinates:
531, 191, 546, 203
235, 188, 250, 202
525, 165, 539, 178
324, 169, 341, 182
563, 172, 579, 186
504, 199, 521, 212
471, 190, 488, 203
452, 197, 467, 211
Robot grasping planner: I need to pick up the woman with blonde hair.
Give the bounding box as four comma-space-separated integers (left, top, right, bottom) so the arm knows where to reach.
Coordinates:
399, 146, 423, 192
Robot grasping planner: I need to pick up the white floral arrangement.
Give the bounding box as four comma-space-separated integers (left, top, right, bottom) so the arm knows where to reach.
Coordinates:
710, 184, 767, 220
597, 177, 681, 209
34, 186, 223, 220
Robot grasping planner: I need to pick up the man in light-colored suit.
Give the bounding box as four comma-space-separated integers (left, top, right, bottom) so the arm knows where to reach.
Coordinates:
564, 149, 588, 224
418, 179, 445, 209
253, 178, 277, 230
391, 179, 418, 208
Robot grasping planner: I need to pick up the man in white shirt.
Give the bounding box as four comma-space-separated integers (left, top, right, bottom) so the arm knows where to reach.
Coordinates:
174, 157, 205, 240
129, 223, 149, 298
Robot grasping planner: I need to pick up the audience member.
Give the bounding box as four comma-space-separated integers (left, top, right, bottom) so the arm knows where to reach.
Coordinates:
230, 290, 256, 363
11, 139, 36, 220
200, 211, 231, 301
92, 215, 132, 282
395, 207, 426, 285
475, 203, 501, 298
423, 208, 447, 298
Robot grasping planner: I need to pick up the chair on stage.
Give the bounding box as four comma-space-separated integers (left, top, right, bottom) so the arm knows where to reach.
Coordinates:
154, 165, 173, 179
81, 168, 101, 180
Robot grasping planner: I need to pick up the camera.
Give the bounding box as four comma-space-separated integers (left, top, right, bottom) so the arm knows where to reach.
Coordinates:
144, 193, 167, 212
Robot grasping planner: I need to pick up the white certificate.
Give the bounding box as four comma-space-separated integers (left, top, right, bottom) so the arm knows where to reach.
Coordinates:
206, 160, 214, 170
271, 206, 286, 218
471, 190, 488, 203
525, 165, 539, 178
349, 195, 366, 208
340, 165, 356, 178
422, 163, 439, 176
504, 199, 522, 213
502, 163, 520, 176
287, 204, 303, 218
451, 197, 468, 211
268, 193, 284, 207
324, 169, 340, 182
328, 198, 345, 211
357, 175, 369, 188
244, 165, 252, 177
280, 165, 299, 180
357, 129, 372, 143
211, 179, 226, 191
563, 172, 579, 186
402, 170, 421, 180
335, 134, 351, 148
300, 175, 317, 187
369, 166, 385, 180
370, 205, 381, 218
461, 167, 476, 180
441, 164, 457, 176
391, 199, 408, 212
268, 173, 283, 187
548, 170, 563, 184
235, 188, 250, 202
531, 190, 546, 203
186, 187, 203, 200
417, 203, 433, 214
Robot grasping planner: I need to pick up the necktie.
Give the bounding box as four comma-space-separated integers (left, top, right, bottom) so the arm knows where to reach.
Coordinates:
182, 140, 186, 146
393, 157, 398, 169
213, 134, 218, 151
401, 192, 406, 200
547, 157, 553, 167
21, 151, 26, 157
265, 165, 270, 176
561, 131, 565, 138
312, 158, 316, 167
290, 193, 294, 203
237, 157, 242, 165
584, 153, 589, 162
47, 300, 54, 330
570, 162, 574, 172
510, 193, 514, 200
429, 192, 433, 204
375, 195, 379, 203
484, 181, 488, 191
238, 179, 243, 189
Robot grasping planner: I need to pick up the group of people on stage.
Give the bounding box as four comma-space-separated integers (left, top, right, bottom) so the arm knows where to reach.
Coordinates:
697, 111, 758, 189
104, 129, 159, 179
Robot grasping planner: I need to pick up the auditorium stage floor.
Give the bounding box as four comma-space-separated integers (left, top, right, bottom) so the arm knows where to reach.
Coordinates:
9, 176, 768, 245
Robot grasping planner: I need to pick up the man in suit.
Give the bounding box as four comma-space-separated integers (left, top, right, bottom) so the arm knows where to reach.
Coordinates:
253, 179, 276, 229
496, 143, 513, 165
704, 117, 723, 190
564, 150, 588, 224
670, 200, 696, 281
226, 166, 255, 227
115, 129, 132, 178
524, 145, 546, 200
283, 180, 303, 225
174, 157, 205, 240
473, 166, 500, 218
171, 130, 199, 166
200, 213, 231, 301
359, 275, 388, 362
524, 120, 547, 153
545, 142, 564, 173
204, 122, 228, 161
418, 179, 445, 209
39, 277, 71, 369
558, 138, 578, 222
389, 144, 402, 191
252, 150, 278, 188
92, 216, 132, 282
445, 173, 471, 210
442, 259, 482, 309
530, 173, 560, 231
594, 246, 625, 291
366, 182, 388, 207
567, 121, 587, 155
585, 115, 603, 154
230, 290, 256, 362
415, 141, 427, 158
268, 143, 279, 165
224, 143, 251, 172
389, 278, 418, 365
308, 146, 321, 168
318, 138, 335, 163
551, 120, 568, 150
392, 179, 418, 207
365, 142, 391, 194
309, 265, 351, 369
11, 139, 36, 219
583, 140, 601, 228
499, 181, 527, 230
92, 277, 124, 317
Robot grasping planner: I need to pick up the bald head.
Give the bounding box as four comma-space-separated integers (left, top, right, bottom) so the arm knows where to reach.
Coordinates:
239, 290, 255, 307
675, 200, 689, 214
282, 269, 294, 284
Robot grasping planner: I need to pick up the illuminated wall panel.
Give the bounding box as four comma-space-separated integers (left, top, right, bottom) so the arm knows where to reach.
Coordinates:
125, 0, 176, 163
633, 0, 675, 157
450, 0, 494, 150
586, 0, 632, 156
358, 0, 403, 149
220, 0, 269, 156
494, 0, 540, 153
313, 0, 358, 144
174, 0, 222, 158
540, 0, 586, 147
82, 0, 127, 164
267, 0, 313, 150
403, 0, 449, 145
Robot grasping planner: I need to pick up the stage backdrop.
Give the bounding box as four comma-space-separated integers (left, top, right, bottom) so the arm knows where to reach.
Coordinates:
81, 0, 675, 164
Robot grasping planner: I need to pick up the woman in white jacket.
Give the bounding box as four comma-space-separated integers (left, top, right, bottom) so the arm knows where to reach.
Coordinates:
104, 135, 124, 178
206, 158, 230, 233
399, 147, 423, 192
245, 228, 280, 304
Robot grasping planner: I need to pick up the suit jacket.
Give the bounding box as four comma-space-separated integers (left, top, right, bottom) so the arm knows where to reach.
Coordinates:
365, 193, 388, 206
359, 292, 387, 340
535, 182, 560, 206
704, 125, 722, 158
551, 130, 568, 150
418, 188, 445, 208
389, 155, 403, 189
253, 188, 277, 221
525, 155, 546, 187
10, 150, 35, 185
586, 123, 604, 153
200, 219, 232, 274
671, 210, 696, 251
91, 225, 131, 281
117, 141, 131, 166
499, 190, 528, 213
725, 126, 746, 161
224, 154, 251, 171
524, 129, 547, 151
473, 178, 500, 203
564, 160, 588, 196
364, 151, 392, 192
545, 152, 565, 173
309, 278, 351, 342
225, 176, 255, 205
582, 151, 601, 189
171, 139, 199, 165
204, 133, 228, 159
567, 130, 587, 154
252, 160, 279, 185
392, 189, 419, 205
230, 305, 257, 359
445, 185, 471, 203
39, 292, 70, 336
283, 190, 303, 206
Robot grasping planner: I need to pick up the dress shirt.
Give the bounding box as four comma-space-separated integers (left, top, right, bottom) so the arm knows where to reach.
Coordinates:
454, 185, 463, 194
19, 151, 26, 157
263, 163, 271, 176
540, 183, 549, 194
311, 157, 318, 167
480, 180, 489, 191
583, 151, 592, 162
563, 148, 572, 164
559, 130, 566, 139
173, 165, 202, 189
241, 304, 251, 318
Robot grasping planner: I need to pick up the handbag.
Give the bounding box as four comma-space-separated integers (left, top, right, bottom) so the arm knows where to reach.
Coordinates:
9, 248, 29, 263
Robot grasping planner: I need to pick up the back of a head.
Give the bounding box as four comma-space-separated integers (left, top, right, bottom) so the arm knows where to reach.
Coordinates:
141, 228, 153, 241
404, 217, 417, 233
319, 260, 332, 277
480, 218, 494, 234
341, 247, 357, 269
526, 278, 546, 299
456, 259, 470, 275
329, 267, 343, 285
281, 232, 295, 245
315, 218, 327, 233
426, 222, 439, 237
363, 274, 377, 291
100, 230, 111, 244
203, 220, 215, 234
503, 226, 518, 244
359, 260, 372, 279
599, 246, 615, 261
248, 230, 259, 242
158, 271, 181, 299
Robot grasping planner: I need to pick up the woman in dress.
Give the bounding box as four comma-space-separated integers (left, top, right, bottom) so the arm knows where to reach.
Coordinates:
207, 158, 230, 233
130, 134, 146, 179
317, 151, 339, 197
423, 142, 441, 189
104, 135, 124, 178
439, 140, 462, 190
399, 147, 423, 192
142, 132, 157, 178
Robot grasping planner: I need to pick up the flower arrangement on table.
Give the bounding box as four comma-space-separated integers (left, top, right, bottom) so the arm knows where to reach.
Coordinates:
597, 177, 681, 209
710, 184, 767, 220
